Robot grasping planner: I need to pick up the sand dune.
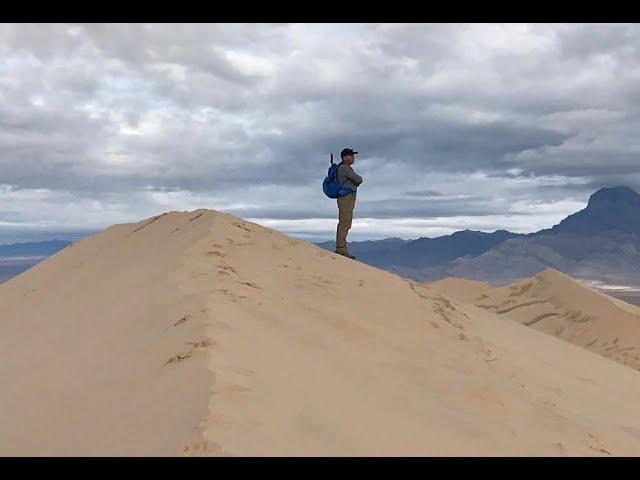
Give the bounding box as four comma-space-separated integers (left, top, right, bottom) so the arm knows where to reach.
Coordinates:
429, 269, 640, 372
425, 277, 490, 304
2, 210, 640, 456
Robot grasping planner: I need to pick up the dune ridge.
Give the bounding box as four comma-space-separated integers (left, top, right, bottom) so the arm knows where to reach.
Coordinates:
2, 210, 640, 456
429, 268, 640, 372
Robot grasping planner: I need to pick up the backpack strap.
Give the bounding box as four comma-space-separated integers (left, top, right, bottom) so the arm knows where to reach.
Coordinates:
336, 163, 344, 185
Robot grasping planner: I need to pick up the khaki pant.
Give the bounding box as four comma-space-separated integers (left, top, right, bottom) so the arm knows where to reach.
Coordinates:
336, 193, 356, 254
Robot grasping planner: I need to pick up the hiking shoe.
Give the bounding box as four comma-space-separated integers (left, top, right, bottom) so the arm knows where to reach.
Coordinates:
335, 251, 356, 260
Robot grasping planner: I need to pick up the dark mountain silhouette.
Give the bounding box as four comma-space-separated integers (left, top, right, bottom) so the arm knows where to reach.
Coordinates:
317, 186, 640, 285
536, 186, 640, 236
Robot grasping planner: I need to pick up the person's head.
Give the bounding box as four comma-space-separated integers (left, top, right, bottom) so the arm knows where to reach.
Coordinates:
340, 148, 358, 165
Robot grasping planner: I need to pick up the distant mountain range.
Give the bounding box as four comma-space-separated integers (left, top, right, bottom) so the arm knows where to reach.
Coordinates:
4, 186, 640, 287
317, 186, 640, 285
317, 229, 519, 271
0, 240, 71, 258
0, 240, 71, 284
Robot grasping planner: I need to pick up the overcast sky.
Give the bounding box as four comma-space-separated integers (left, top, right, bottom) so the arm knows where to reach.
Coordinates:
2, 23, 640, 243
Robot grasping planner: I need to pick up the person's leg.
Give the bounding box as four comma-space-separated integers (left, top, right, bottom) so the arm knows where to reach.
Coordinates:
336, 194, 355, 255
335, 196, 348, 254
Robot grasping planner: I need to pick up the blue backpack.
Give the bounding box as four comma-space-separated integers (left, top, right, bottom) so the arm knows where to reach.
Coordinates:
323, 154, 356, 199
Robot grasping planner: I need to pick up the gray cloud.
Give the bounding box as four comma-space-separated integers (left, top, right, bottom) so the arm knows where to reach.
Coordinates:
1, 23, 640, 243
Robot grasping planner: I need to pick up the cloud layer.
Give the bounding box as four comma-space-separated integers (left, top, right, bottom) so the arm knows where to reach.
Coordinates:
1, 23, 639, 242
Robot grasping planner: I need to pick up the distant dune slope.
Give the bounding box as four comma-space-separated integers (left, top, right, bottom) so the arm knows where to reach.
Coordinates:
2, 211, 640, 456
425, 277, 490, 304
428, 269, 640, 372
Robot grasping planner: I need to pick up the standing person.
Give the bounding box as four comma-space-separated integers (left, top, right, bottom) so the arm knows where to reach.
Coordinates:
335, 148, 363, 259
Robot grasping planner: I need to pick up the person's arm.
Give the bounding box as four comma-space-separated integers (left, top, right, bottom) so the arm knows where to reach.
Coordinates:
343, 165, 363, 186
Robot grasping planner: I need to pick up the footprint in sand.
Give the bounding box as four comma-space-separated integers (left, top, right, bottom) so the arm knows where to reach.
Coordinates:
183, 440, 225, 456
186, 339, 215, 349
233, 223, 252, 233
226, 238, 246, 247
173, 315, 190, 327
239, 281, 261, 290
217, 265, 239, 277
586, 433, 612, 456
165, 351, 193, 365
165, 338, 213, 366
215, 288, 248, 303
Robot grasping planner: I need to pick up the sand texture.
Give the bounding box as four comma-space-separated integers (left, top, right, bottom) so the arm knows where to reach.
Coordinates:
2, 210, 640, 456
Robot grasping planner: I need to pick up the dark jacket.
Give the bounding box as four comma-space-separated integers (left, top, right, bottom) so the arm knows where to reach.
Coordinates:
337, 163, 363, 194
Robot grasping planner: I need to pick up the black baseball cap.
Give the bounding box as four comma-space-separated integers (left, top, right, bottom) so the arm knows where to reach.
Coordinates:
340, 148, 358, 158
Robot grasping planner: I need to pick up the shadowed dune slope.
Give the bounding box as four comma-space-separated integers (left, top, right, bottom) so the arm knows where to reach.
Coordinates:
2, 211, 640, 456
